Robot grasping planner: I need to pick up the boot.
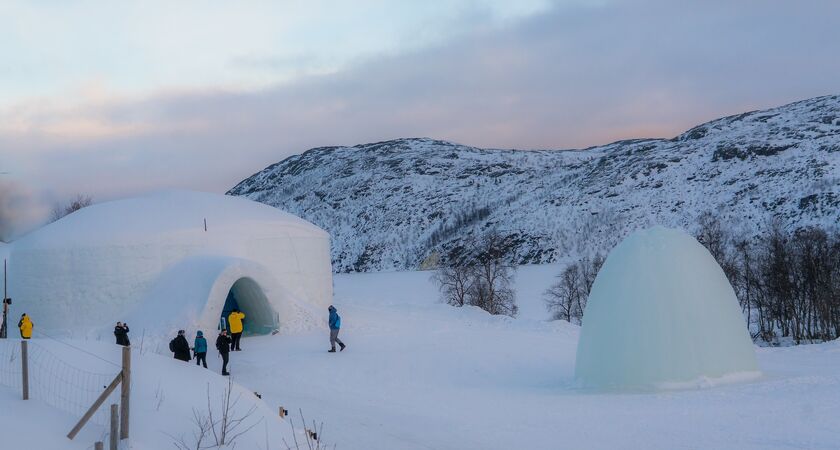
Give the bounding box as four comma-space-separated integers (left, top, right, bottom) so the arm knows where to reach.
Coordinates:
339, 343, 346, 351
328, 348, 336, 353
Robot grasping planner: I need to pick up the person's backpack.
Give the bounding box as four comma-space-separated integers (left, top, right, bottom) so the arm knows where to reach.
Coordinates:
169, 339, 176, 353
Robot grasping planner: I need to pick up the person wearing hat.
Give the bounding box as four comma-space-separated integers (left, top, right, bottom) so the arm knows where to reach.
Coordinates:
193, 330, 208, 368
215, 330, 232, 376
169, 330, 191, 362
327, 305, 346, 353
18, 313, 33, 339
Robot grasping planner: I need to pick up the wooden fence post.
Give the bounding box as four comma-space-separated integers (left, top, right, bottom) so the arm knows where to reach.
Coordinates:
67, 372, 122, 440
21, 340, 29, 400
110, 403, 119, 450
120, 345, 131, 440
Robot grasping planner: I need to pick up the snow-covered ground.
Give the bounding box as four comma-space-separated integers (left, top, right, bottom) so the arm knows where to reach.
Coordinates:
2, 264, 839, 449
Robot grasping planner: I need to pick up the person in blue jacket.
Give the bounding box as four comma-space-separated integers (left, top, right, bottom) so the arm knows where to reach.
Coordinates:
193, 330, 208, 368
328, 305, 346, 353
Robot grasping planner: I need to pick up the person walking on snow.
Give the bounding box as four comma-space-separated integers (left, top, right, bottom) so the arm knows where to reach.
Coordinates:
216, 330, 232, 376
328, 305, 345, 353
169, 330, 191, 362
193, 330, 208, 368
114, 322, 130, 346
228, 309, 245, 351
18, 313, 33, 339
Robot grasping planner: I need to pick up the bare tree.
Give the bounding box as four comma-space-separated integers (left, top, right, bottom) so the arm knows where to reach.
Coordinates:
544, 254, 604, 324
170, 377, 259, 449
50, 194, 93, 223
544, 264, 582, 322
695, 212, 840, 345
432, 229, 518, 317
696, 211, 727, 263
432, 264, 474, 307
466, 231, 518, 317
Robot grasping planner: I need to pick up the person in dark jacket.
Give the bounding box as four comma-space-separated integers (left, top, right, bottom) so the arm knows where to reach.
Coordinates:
170, 330, 191, 362
215, 330, 232, 376
193, 330, 208, 368
114, 322, 130, 346
328, 305, 345, 353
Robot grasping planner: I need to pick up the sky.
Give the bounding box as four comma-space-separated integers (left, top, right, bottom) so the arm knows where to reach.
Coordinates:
1, 0, 839, 237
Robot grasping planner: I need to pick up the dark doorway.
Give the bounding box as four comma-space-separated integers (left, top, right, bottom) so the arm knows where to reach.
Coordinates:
219, 277, 278, 335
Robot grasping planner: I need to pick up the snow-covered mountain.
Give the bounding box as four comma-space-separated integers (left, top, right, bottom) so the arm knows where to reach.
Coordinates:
229, 95, 840, 272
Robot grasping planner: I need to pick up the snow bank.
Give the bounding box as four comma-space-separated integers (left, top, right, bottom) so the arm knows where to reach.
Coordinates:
575, 226, 759, 388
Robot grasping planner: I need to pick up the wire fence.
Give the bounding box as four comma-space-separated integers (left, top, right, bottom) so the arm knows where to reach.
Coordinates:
0, 339, 21, 391
0, 339, 120, 426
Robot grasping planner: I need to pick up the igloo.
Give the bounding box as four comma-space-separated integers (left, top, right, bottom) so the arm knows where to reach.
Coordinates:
6, 190, 333, 336
575, 226, 759, 388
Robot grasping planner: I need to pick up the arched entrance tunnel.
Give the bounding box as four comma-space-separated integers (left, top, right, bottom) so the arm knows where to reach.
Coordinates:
220, 277, 279, 335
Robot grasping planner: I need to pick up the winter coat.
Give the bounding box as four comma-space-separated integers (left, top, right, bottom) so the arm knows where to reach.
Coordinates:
328, 306, 341, 330
114, 325, 130, 346
194, 333, 207, 354
216, 334, 232, 354
228, 312, 245, 334
18, 315, 33, 339
170, 335, 191, 361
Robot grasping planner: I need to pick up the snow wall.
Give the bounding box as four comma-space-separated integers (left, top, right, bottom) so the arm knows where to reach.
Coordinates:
575, 226, 759, 389
7, 190, 333, 337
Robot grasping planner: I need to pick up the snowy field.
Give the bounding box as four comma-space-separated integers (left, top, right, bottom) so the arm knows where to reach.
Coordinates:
2, 264, 840, 449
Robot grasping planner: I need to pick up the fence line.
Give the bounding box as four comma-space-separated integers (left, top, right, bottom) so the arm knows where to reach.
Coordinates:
0, 339, 120, 426
0, 340, 21, 390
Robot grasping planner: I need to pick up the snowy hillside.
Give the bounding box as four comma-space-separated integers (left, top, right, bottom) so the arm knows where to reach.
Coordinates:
229, 95, 840, 272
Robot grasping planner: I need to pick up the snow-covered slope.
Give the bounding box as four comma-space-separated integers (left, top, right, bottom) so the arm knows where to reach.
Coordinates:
0, 339, 296, 449
229, 95, 840, 272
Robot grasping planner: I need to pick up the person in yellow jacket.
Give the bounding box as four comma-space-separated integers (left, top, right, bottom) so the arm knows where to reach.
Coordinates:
227, 309, 245, 351
18, 313, 33, 339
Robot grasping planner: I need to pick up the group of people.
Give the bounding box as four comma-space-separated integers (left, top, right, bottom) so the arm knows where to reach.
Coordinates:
169, 309, 246, 376
107, 305, 346, 377
169, 328, 235, 375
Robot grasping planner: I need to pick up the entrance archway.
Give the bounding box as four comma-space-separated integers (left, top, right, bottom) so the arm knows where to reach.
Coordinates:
220, 277, 278, 335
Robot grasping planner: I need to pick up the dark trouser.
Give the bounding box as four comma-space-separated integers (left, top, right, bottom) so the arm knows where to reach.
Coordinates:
330, 329, 344, 350
196, 352, 207, 368
231, 332, 242, 351
220, 352, 230, 374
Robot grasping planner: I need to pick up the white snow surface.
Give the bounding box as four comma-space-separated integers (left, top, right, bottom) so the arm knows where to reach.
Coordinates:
1, 265, 839, 449
0, 339, 296, 449
576, 226, 759, 388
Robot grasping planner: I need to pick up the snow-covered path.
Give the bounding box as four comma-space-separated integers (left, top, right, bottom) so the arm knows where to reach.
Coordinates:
228, 267, 840, 450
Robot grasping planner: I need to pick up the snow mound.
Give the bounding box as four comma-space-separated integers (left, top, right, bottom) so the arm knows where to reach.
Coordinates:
575, 226, 759, 388
8, 190, 333, 336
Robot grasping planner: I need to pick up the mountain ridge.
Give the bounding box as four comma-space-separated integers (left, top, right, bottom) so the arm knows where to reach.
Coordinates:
229, 95, 840, 272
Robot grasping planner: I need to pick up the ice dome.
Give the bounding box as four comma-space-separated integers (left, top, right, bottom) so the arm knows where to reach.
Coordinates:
7, 190, 333, 335
575, 226, 759, 388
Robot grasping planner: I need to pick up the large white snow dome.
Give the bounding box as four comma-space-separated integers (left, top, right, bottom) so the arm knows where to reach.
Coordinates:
575, 226, 758, 389
7, 190, 332, 336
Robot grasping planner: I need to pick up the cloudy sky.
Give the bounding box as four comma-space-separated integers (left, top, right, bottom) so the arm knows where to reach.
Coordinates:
1, 0, 839, 233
